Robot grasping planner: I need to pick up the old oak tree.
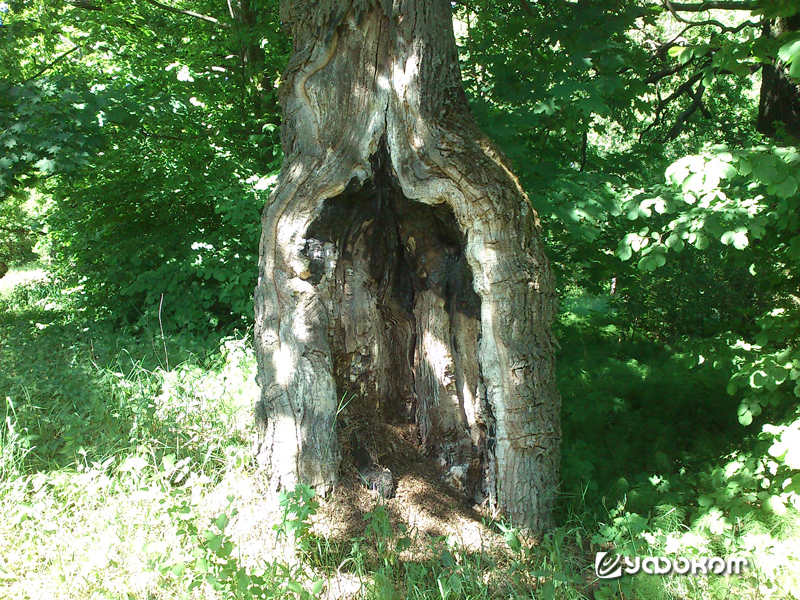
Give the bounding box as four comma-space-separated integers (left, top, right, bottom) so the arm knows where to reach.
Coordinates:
253, 0, 560, 532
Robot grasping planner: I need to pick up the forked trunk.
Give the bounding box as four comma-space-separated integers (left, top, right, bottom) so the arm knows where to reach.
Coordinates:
254, 0, 560, 531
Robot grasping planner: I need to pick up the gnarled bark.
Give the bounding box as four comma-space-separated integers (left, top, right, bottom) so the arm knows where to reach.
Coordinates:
757, 15, 800, 141
254, 0, 560, 531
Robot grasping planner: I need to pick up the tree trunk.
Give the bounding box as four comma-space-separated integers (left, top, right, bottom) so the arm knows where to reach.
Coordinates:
757, 15, 800, 141
253, 0, 560, 532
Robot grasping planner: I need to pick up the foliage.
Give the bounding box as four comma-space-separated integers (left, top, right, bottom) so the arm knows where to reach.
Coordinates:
556, 308, 739, 507
165, 494, 325, 599
3, 0, 800, 598
1, 0, 289, 330
457, 7, 800, 586
274, 484, 320, 559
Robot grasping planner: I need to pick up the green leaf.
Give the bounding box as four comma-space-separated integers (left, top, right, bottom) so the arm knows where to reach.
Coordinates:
665, 234, 685, 252
721, 230, 749, 250
774, 176, 798, 199
764, 495, 787, 515
750, 370, 767, 388
707, 158, 737, 180
542, 581, 556, 600
702, 67, 715, 87
118, 455, 148, 472
312, 580, 324, 595
533, 98, 558, 115
286, 581, 304, 594
682, 172, 705, 193
217, 541, 233, 558
737, 158, 752, 176
206, 573, 222, 590
777, 37, 800, 64
441, 548, 455, 567
162, 453, 176, 471
195, 557, 209, 573
35, 157, 56, 173
637, 255, 659, 271
790, 59, 800, 80
738, 407, 753, 426
202, 529, 217, 541
396, 536, 412, 553
754, 160, 779, 184
210, 536, 228, 556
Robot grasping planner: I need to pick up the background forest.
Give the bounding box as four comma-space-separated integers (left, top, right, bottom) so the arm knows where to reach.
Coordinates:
1, 0, 800, 599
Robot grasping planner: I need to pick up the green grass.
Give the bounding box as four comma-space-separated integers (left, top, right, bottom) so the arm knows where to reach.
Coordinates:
1, 267, 798, 599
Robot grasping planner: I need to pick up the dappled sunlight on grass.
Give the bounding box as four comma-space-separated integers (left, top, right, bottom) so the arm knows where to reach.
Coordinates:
1, 275, 799, 599
0, 263, 48, 296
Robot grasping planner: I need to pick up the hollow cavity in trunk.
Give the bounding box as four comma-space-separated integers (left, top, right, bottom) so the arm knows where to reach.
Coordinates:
304, 146, 490, 502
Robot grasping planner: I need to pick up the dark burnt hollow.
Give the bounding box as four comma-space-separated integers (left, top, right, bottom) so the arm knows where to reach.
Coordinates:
304, 148, 484, 497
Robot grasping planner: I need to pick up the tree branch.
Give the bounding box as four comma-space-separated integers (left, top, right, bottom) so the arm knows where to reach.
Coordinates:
142, 0, 229, 27
658, 67, 706, 111
0, 225, 45, 236
664, 1, 762, 33
645, 59, 693, 84
21, 45, 83, 85
139, 126, 208, 142
641, 64, 709, 137
667, 81, 707, 139
579, 128, 588, 172
665, 1, 756, 10
518, 0, 536, 17
65, 0, 228, 28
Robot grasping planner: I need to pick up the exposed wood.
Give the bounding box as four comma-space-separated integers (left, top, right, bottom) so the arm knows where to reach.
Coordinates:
254, 0, 560, 532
